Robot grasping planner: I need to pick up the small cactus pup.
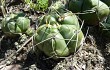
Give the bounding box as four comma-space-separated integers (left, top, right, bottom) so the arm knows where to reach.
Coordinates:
1, 13, 31, 37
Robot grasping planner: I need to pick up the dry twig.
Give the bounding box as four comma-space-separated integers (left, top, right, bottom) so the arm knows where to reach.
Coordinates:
0, 35, 33, 68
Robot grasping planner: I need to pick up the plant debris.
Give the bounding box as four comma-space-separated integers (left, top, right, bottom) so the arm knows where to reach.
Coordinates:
0, 0, 110, 70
